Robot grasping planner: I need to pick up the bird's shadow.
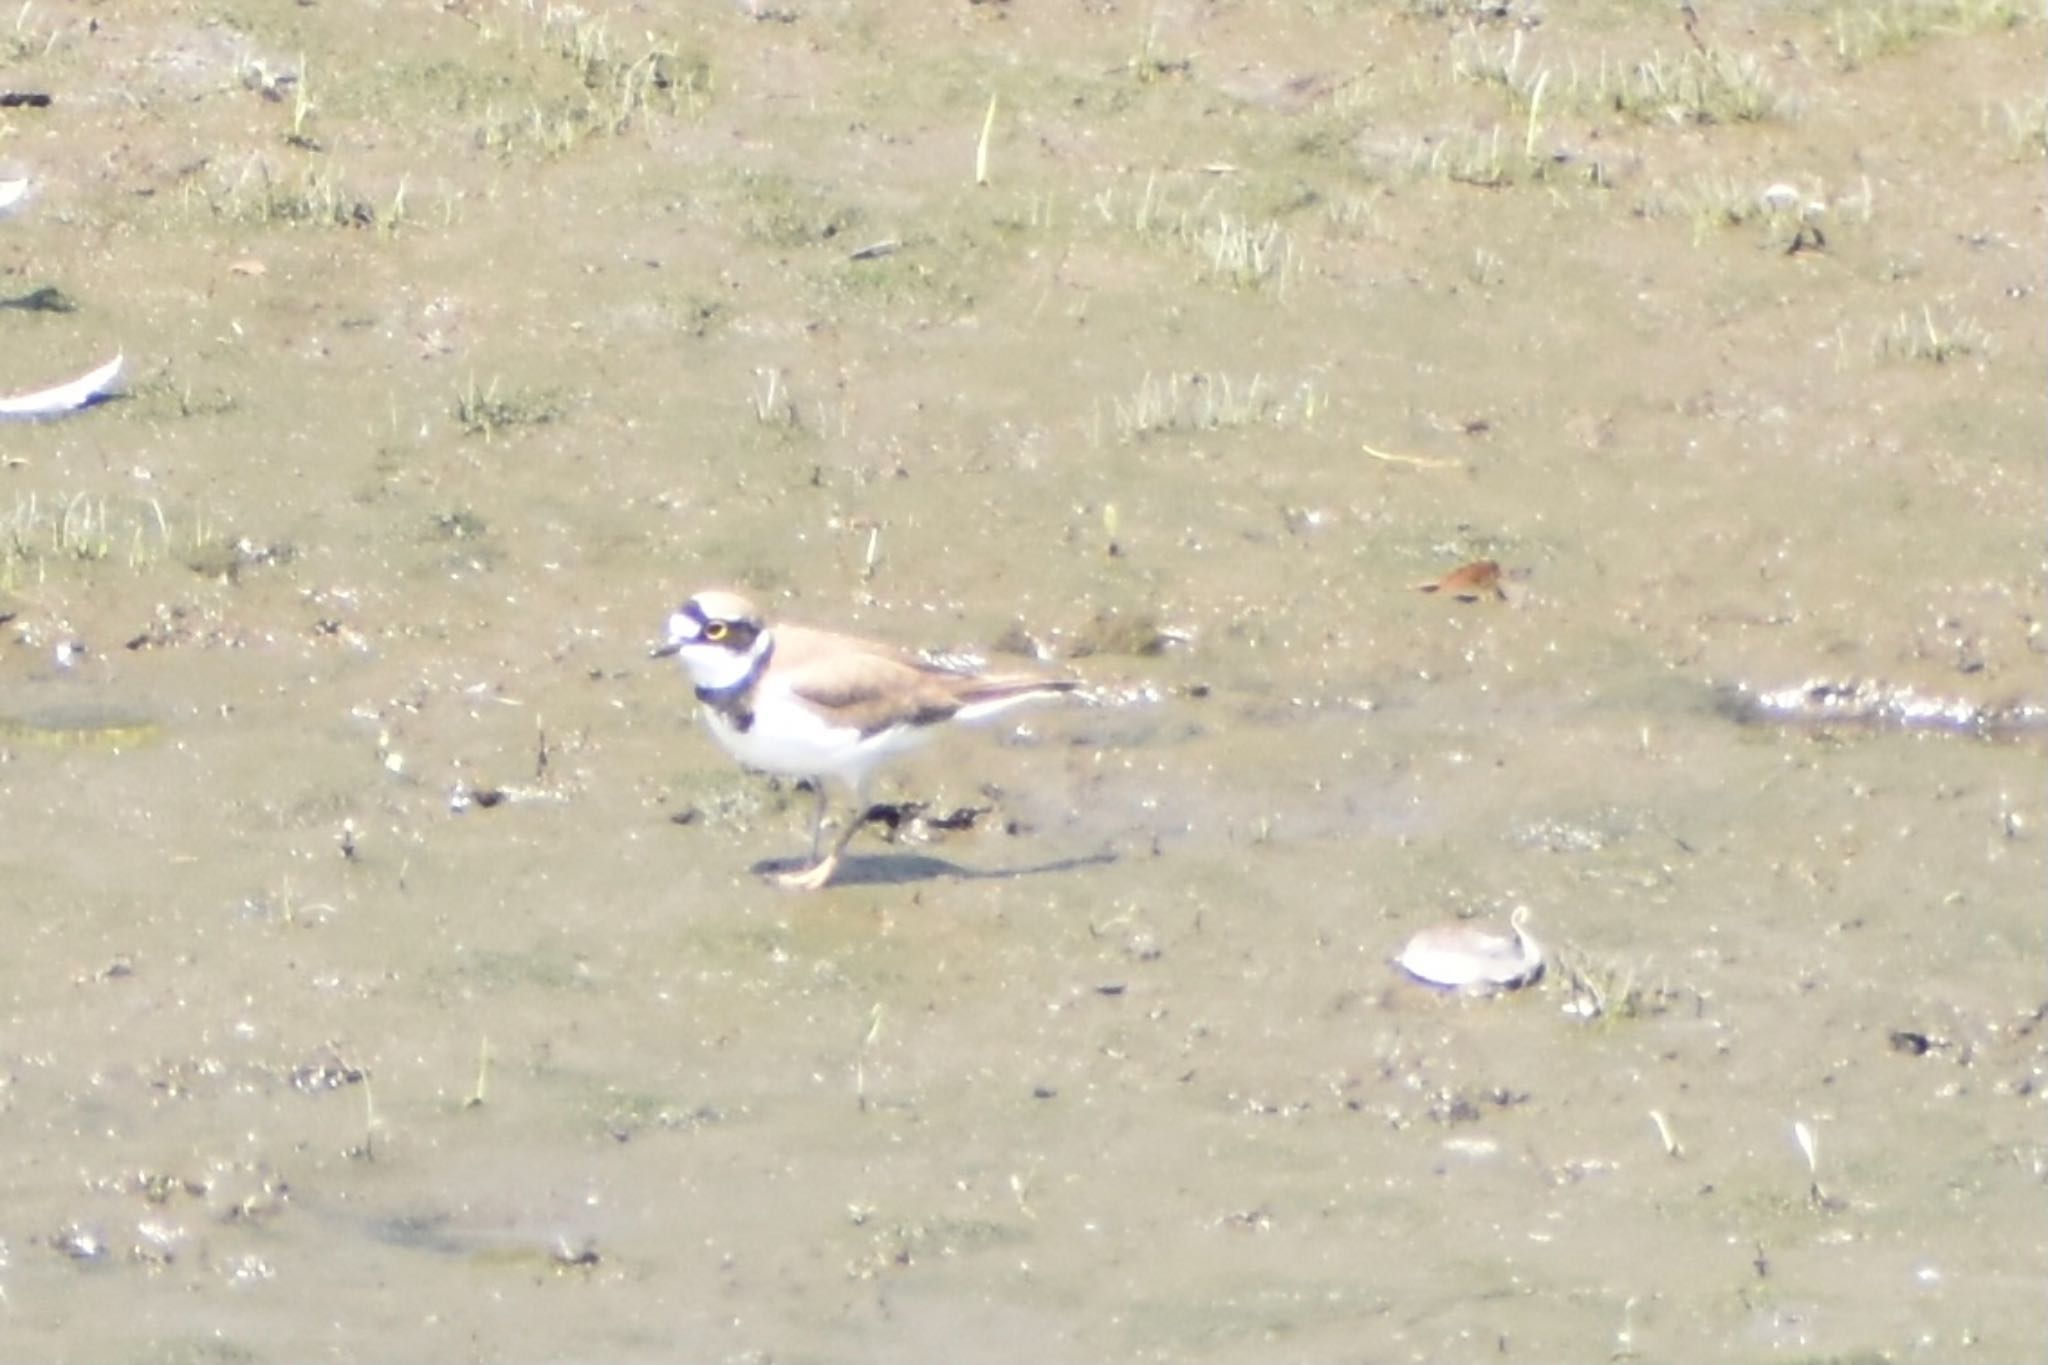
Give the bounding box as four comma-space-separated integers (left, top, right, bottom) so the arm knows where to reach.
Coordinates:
750, 847, 1117, 889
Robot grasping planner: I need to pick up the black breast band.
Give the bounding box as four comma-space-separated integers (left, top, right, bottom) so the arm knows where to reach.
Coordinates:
696, 638, 773, 733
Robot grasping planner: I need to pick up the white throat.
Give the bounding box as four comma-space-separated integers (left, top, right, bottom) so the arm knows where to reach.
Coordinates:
667, 613, 771, 695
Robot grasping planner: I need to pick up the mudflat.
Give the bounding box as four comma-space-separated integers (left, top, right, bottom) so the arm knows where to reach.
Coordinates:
0, 3, 2040, 1361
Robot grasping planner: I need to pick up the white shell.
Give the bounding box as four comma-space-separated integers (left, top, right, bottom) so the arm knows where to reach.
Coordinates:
1758, 182, 1801, 213
0, 353, 122, 420
1395, 905, 1544, 992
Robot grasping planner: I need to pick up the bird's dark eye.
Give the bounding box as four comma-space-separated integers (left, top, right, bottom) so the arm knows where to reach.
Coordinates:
705, 621, 729, 642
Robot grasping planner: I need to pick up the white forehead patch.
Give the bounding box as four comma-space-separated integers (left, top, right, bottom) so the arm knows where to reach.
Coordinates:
666, 610, 703, 646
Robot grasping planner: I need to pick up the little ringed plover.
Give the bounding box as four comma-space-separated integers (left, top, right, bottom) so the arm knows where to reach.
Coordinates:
654, 589, 1078, 890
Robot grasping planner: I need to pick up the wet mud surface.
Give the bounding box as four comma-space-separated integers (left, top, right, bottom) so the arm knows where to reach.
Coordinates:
0, 2, 2041, 1361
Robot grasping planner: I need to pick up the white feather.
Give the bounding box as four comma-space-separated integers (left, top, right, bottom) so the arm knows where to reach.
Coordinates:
704, 676, 932, 793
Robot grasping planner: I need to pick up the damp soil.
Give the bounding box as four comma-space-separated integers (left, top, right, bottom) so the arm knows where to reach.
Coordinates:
0, 3, 2041, 1362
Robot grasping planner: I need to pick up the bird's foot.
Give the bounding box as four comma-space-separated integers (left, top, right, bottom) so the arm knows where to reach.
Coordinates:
773, 853, 841, 892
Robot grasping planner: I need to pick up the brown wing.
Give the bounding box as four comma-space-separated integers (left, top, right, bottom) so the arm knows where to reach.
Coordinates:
775, 625, 1072, 737
774, 626, 974, 736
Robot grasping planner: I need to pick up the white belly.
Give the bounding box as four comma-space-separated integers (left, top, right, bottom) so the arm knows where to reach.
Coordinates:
702, 687, 932, 792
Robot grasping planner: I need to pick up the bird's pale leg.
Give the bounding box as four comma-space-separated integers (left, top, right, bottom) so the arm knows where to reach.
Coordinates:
804, 781, 830, 863
777, 781, 869, 891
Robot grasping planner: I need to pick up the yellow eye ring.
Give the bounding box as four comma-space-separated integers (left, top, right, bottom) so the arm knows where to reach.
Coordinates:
704, 621, 728, 641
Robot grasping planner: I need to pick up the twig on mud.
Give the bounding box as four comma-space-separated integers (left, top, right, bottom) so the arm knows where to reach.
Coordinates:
975, 94, 997, 187
1360, 441, 1461, 469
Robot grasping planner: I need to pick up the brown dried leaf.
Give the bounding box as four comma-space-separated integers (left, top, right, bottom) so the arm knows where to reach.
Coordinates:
1417, 559, 1506, 602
